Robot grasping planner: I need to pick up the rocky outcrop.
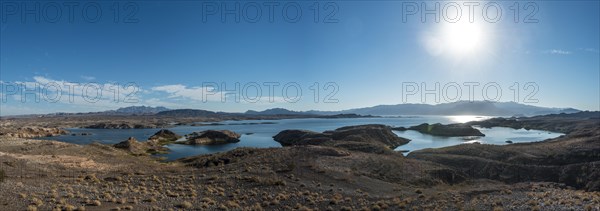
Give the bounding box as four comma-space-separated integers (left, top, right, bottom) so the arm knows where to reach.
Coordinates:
0, 127, 68, 138
148, 129, 181, 145
468, 111, 600, 134
396, 123, 485, 137
113, 137, 169, 155
272, 130, 329, 146
409, 116, 600, 191
181, 130, 241, 145
273, 124, 410, 154
114, 137, 148, 155
178, 145, 465, 188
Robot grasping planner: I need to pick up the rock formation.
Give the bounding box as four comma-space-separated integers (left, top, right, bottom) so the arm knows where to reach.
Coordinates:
113, 137, 170, 155
273, 124, 410, 154
0, 127, 68, 138
395, 123, 485, 137
148, 129, 181, 145
181, 130, 241, 145
409, 113, 600, 191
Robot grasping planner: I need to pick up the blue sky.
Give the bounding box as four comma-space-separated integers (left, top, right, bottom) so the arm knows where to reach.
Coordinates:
1, 1, 599, 115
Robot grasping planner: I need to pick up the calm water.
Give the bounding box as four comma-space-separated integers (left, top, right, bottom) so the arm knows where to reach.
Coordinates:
40, 116, 563, 160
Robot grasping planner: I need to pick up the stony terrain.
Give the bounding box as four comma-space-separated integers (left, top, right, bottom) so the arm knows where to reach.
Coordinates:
0, 112, 598, 210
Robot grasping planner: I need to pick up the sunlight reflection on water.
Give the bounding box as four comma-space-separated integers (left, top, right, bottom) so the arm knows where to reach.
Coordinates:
447, 115, 493, 123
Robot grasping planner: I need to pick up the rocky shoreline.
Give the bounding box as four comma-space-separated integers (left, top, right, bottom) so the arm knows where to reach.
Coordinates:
0, 127, 68, 138
431, 111, 600, 191
0, 112, 598, 210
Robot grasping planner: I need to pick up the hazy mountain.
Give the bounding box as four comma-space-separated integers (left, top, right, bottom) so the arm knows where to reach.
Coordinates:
156, 109, 220, 117
41, 106, 172, 116
309, 101, 580, 116
22, 101, 581, 118
542, 111, 600, 119
113, 106, 170, 114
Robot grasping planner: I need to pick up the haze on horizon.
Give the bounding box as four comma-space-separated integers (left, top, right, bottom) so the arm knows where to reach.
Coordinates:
1, 1, 599, 116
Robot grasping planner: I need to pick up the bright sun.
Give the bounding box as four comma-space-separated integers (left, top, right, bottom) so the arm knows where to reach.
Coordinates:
442, 22, 485, 55
421, 20, 492, 60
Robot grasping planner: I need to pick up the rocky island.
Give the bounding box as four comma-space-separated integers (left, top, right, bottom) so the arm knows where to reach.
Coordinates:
148, 129, 182, 145
394, 123, 485, 137
112, 129, 182, 155
274, 124, 410, 154
180, 130, 241, 145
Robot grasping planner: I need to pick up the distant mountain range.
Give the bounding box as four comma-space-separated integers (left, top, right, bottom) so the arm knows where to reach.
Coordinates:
113, 106, 171, 114
37, 101, 579, 118
242, 101, 580, 117
309, 101, 581, 116
155, 109, 234, 117
56, 106, 172, 116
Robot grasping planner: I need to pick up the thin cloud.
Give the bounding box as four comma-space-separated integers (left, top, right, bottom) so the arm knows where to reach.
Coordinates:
6, 76, 144, 108
577, 48, 599, 53
151, 84, 226, 102
151, 84, 289, 103
543, 49, 572, 55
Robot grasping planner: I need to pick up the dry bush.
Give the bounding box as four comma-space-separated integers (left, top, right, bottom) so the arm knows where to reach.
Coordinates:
0, 169, 5, 183
178, 201, 193, 209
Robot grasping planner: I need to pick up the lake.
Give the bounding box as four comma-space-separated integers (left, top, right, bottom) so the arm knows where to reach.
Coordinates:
41, 116, 564, 160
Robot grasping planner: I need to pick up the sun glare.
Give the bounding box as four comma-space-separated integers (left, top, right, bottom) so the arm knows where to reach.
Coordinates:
443, 22, 484, 55
422, 21, 490, 59
449, 115, 491, 123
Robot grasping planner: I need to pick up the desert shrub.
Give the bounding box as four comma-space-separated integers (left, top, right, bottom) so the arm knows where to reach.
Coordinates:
0, 169, 5, 183
31, 197, 44, 206
178, 201, 193, 209
90, 200, 101, 206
